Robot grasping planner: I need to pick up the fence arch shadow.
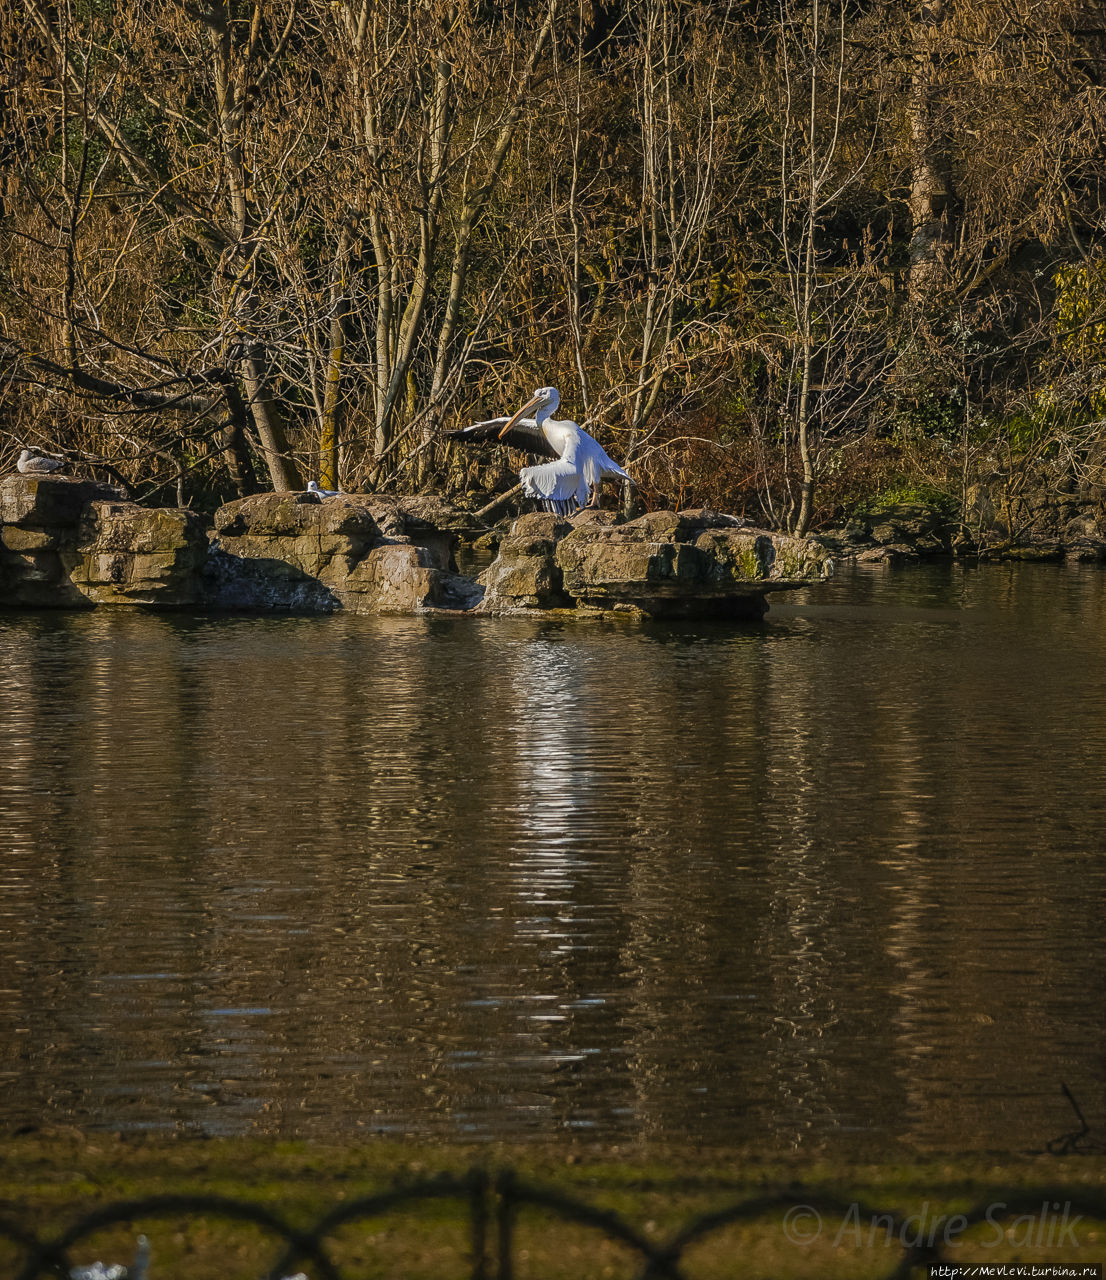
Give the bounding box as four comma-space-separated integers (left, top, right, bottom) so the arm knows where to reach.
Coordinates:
14, 1195, 340, 1280
7, 1172, 1105, 1280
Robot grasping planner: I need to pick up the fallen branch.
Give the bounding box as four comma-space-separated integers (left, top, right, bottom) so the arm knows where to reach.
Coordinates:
475, 483, 522, 523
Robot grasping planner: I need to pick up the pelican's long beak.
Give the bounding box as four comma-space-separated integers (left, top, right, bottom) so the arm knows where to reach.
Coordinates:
499, 394, 543, 438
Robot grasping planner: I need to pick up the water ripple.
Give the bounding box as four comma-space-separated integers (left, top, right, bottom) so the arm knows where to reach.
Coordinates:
0, 564, 1104, 1151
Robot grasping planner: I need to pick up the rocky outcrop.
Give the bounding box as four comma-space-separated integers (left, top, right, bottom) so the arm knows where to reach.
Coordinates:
72, 500, 209, 605
2, 474, 831, 618
206, 492, 481, 613
480, 508, 833, 618
966, 468, 1106, 561
821, 456, 1106, 564
816, 502, 956, 563
1, 475, 206, 607
477, 512, 573, 610
814, 474, 1106, 561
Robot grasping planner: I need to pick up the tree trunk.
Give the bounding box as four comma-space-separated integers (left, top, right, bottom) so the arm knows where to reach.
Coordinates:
908, 0, 955, 298
240, 349, 301, 491
320, 231, 352, 490
320, 314, 344, 491
208, 0, 301, 491
794, 5, 819, 540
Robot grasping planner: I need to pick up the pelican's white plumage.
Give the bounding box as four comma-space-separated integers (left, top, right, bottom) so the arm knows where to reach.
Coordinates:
447, 386, 632, 515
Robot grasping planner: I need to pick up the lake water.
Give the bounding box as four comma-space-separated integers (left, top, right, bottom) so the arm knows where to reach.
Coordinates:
1, 562, 1104, 1155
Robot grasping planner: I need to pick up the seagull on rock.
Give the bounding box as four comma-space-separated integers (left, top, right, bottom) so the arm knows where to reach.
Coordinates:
306, 480, 341, 498
17, 448, 67, 475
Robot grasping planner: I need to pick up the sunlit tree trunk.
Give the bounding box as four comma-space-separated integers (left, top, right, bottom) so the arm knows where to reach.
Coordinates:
206, 0, 301, 491
793, 0, 822, 538
319, 228, 353, 490
908, 0, 955, 299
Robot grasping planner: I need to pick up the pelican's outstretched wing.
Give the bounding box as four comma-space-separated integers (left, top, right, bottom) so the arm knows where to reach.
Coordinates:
586, 449, 634, 486
445, 418, 560, 460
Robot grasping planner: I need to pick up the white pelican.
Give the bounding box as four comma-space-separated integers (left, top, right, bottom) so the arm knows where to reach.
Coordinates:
448, 386, 633, 515
17, 448, 66, 475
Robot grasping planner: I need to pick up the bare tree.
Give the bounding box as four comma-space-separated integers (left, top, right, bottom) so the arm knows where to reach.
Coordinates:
613, 0, 742, 485
9, 0, 305, 490
202, 0, 302, 490
5, 1, 264, 496
319, 0, 557, 471
740, 0, 894, 535
4, 0, 1105, 521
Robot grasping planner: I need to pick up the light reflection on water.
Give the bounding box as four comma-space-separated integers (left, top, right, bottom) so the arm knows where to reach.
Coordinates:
1, 560, 1104, 1152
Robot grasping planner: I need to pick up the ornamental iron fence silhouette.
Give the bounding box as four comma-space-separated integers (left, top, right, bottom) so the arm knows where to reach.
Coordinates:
3, 1170, 1104, 1279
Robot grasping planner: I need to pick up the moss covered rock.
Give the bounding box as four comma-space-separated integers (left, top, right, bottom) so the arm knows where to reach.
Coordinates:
477, 512, 572, 611
479, 509, 831, 618
208, 491, 475, 614
818, 502, 953, 559
70, 500, 209, 605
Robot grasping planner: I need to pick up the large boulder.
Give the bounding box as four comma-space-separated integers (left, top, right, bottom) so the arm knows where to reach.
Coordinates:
206, 491, 479, 613
69, 500, 208, 605
1, 476, 207, 608
817, 502, 954, 560
479, 508, 832, 618
205, 491, 376, 610
477, 512, 572, 611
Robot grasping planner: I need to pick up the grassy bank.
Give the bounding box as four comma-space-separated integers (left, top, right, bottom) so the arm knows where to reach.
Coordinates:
1, 1134, 1103, 1278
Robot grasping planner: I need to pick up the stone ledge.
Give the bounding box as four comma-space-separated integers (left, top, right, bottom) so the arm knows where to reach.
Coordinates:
481, 510, 833, 618
1, 475, 831, 618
